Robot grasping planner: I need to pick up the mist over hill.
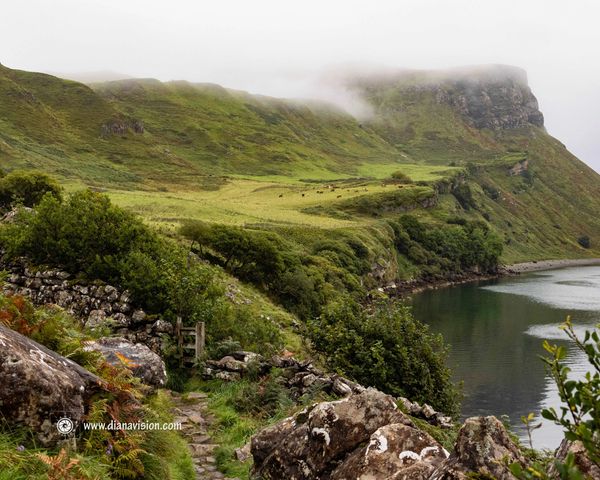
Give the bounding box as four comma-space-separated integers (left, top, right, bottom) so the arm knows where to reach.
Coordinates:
0, 62, 599, 263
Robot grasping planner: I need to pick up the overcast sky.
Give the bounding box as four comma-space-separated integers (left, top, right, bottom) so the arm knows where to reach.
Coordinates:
2, 0, 599, 171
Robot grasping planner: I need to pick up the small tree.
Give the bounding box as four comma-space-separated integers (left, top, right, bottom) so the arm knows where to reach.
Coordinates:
541, 317, 600, 465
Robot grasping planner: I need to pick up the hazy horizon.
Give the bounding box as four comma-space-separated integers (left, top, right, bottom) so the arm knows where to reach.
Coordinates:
3, 0, 599, 171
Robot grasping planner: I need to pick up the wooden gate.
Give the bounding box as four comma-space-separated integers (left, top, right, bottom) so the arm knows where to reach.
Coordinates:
175, 317, 205, 366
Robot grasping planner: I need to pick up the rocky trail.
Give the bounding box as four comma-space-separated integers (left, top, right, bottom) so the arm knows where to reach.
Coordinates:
170, 391, 239, 480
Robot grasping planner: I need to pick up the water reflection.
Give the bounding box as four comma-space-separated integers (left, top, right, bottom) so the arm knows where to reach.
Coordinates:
409, 266, 600, 450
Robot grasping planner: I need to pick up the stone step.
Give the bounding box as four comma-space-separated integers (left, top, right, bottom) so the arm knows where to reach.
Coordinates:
192, 434, 211, 444
190, 443, 218, 455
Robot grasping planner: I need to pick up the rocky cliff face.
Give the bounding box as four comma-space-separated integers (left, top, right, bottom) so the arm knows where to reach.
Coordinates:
433, 66, 544, 130
353, 65, 544, 131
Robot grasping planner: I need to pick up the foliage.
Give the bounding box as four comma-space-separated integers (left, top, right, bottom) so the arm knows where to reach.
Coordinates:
181, 221, 368, 320
0, 294, 99, 366
451, 183, 476, 210
308, 300, 461, 416
389, 215, 503, 278
541, 317, 600, 465
0, 191, 282, 354
509, 452, 584, 480
0, 294, 195, 480
577, 235, 591, 249
0, 170, 62, 210
390, 171, 413, 183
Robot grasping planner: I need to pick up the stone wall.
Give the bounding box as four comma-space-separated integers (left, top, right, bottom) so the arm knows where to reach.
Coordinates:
1, 257, 172, 352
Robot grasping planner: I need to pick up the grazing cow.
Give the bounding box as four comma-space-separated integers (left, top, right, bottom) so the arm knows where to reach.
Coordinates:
279, 194, 283, 198
337, 195, 342, 198
302, 193, 305, 197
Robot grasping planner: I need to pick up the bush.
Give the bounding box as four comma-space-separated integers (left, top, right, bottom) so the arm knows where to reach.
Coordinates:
392, 215, 503, 276
309, 300, 461, 416
181, 221, 367, 320
541, 318, 600, 465
577, 235, 591, 249
0, 170, 62, 210
390, 171, 413, 183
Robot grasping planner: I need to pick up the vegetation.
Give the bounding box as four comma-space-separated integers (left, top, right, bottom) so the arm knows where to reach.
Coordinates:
0, 170, 62, 211
309, 300, 461, 416
0, 294, 194, 480
541, 318, 600, 465
0, 191, 283, 356
186, 370, 333, 479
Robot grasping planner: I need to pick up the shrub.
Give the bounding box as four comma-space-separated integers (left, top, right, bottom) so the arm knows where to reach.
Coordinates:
577, 235, 591, 249
309, 299, 461, 416
390, 171, 413, 183
393, 215, 503, 276
181, 221, 367, 320
0, 170, 62, 210
541, 318, 600, 465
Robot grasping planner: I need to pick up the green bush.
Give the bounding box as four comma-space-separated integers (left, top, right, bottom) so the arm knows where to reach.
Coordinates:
181, 221, 367, 320
392, 215, 502, 277
577, 235, 591, 249
0, 170, 62, 210
390, 171, 413, 183
309, 299, 461, 416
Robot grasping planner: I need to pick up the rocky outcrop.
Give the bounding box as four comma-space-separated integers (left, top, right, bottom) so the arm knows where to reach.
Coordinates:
0, 324, 104, 446
433, 66, 544, 130
509, 158, 529, 176
1, 257, 171, 353
251, 389, 416, 479
101, 118, 144, 136
204, 351, 454, 431
203, 352, 366, 398
250, 393, 526, 480
84, 337, 167, 388
431, 416, 526, 480
331, 423, 448, 480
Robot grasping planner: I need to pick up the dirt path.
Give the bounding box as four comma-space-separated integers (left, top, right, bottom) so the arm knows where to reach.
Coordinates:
171, 391, 240, 480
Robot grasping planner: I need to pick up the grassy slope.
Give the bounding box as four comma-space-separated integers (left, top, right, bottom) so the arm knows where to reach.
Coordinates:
1, 63, 599, 264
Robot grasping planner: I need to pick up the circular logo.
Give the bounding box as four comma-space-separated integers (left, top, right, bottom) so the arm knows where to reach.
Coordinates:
56, 417, 74, 435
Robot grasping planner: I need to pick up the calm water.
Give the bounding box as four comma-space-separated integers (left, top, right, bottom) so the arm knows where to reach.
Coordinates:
410, 266, 600, 450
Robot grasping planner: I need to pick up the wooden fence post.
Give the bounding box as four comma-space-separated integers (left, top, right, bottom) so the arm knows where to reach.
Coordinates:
176, 316, 183, 366
195, 321, 205, 361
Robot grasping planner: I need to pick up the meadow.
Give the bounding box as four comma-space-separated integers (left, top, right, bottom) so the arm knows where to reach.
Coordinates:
98, 163, 456, 228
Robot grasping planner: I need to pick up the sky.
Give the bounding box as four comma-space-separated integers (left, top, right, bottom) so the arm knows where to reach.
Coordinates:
2, 0, 599, 171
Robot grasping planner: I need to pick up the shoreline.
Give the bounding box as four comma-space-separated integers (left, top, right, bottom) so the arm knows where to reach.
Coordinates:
502, 258, 600, 274
388, 257, 600, 298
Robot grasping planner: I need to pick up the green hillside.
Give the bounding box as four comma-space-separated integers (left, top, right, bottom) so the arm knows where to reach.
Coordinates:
1, 62, 599, 265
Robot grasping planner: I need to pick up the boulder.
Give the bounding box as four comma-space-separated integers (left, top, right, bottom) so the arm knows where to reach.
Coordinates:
251, 388, 413, 479
84, 337, 167, 388
431, 416, 526, 480
331, 423, 449, 480
0, 324, 104, 446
